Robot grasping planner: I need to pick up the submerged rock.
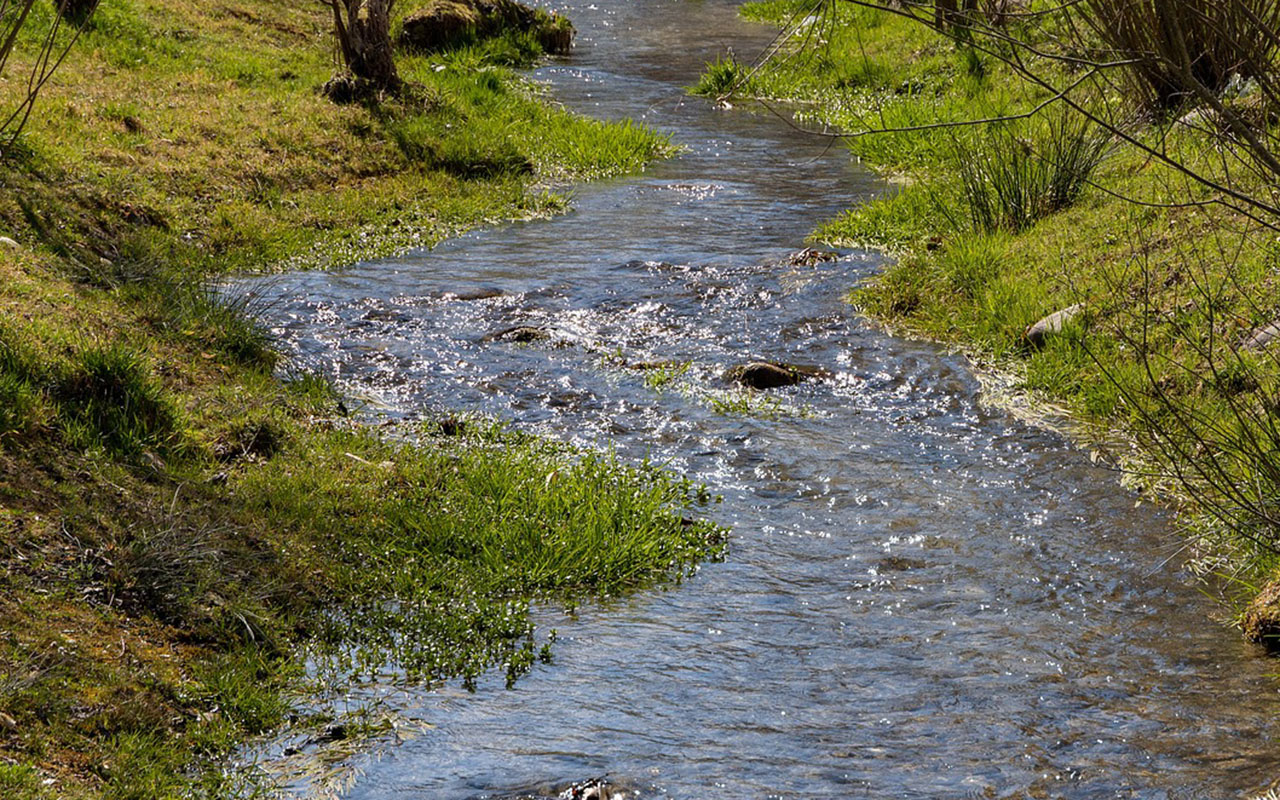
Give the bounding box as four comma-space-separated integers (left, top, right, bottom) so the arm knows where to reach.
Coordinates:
558, 778, 623, 800
1242, 581, 1280, 650
399, 0, 574, 54
483, 325, 550, 343
452, 287, 505, 301
876, 555, 928, 572
312, 723, 349, 744
727, 361, 825, 390
1024, 303, 1083, 349
1240, 320, 1280, 351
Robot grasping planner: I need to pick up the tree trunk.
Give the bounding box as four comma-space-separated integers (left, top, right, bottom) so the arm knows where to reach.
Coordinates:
935, 0, 979, 28
329, 0, 400, 94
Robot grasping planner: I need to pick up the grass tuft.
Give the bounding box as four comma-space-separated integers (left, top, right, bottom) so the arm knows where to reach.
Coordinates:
953, 111, 1111, 233
56, 341, 181, 458
692, 54, 745, 97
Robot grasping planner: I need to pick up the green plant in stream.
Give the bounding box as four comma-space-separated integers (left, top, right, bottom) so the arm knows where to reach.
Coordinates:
643, 360, 693, 390
693, 54, 746, 98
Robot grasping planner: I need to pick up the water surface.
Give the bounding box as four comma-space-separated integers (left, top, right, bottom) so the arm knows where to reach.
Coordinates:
239, 2, 1280, 797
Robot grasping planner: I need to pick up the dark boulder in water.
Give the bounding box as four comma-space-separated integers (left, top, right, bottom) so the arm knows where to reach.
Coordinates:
451, 287, 505, 301
727, 361, 821, 389
1242, 581, 1280, 651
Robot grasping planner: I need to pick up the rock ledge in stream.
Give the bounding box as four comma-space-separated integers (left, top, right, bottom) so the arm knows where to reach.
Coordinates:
786, 247, 840, 267
1242, 581, 1280, 650
399, 0, 574, 55
727, 361, 826, 390
482, 325, 550, 344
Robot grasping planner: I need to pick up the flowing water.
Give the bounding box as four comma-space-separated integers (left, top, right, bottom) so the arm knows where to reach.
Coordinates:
238, 2, 1280, 797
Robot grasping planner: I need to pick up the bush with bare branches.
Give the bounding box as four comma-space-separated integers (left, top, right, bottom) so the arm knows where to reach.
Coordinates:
1080, 0, 1280, 111
717, 0, 1280, 593
325, 0, 400, 101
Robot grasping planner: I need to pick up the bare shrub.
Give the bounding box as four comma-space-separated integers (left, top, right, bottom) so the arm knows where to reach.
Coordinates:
325, 0, 400, 100
1080, 0, 1280, 111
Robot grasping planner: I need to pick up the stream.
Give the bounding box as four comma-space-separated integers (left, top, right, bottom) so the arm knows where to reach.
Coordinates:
237, 1, 1280, 797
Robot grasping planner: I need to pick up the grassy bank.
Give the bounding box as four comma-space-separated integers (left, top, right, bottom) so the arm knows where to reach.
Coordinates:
702, 3, 1280, 614
0, 2, 721, 798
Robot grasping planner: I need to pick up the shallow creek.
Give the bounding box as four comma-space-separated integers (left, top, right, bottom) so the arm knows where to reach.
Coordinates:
237, 1, 1280, 796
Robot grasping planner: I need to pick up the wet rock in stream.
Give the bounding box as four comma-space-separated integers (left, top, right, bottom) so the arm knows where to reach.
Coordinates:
486, 776, 629, 800
786, 246, 840, 267
1242, 580, 1280, 650
876, 555, 929, 572
451, 287, 506, 301
559, 777, 625, 800
483, 325, 552, 343
727, 361, 827, 390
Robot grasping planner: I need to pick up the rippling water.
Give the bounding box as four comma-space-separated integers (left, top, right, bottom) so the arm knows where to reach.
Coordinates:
235, 1, 1280, 797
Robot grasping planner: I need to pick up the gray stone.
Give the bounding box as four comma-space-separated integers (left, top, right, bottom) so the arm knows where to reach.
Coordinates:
483, 325, 550, 343
451, 287, 504, 301
0, 236, 20, 251
1240, 320, 1280, 351
1024, 304, 1083, 349
1176, 104, 1228, 131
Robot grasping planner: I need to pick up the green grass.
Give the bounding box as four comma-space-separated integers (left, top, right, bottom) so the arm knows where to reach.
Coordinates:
641, 360, 693, 390
2, 0, 674, 276
57, 342, 183, 459
709, 1, 1280, 594
235, 423, 723, 687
